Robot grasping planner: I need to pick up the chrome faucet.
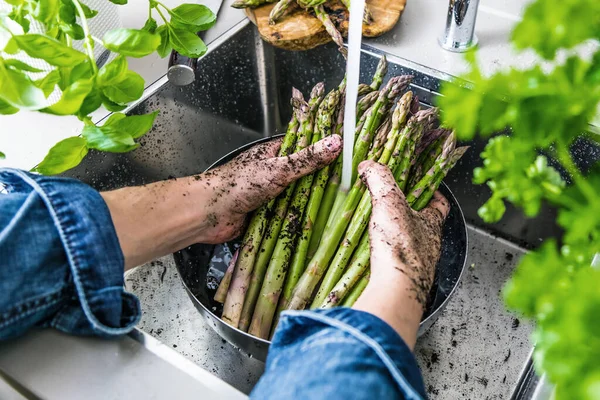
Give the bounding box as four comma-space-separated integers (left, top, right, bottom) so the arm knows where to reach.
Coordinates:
439, 0, 480, 52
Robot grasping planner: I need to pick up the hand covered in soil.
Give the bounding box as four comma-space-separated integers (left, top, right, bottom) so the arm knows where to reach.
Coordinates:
358, 160, 449, 308
195, 135, 342, 244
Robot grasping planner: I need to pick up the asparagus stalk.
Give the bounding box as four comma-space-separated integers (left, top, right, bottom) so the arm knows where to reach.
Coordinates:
358, 84, 374, 96
307, 96, 345, 259
356, 91, 379, 124
370, 55, 388, 91
248, 84, 325, 338
269, 0, 294, 24
277, 89, 341, 316
341, 270, 370, 307
395, 108, 439, 191
214, 249, 239, 303
220, 94, 304, 328
323, 232, 370, 308
311, 93, 417, 308
408, 130, 450, 189
314, 6, 348, 57
351, 75, 412, 183
232, 0, 276, 8
412, 146, 469, 211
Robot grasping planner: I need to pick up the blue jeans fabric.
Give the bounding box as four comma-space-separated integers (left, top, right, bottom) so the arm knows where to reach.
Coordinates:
252, 308, 426, 400
0, 168, 425, 399
0, 168, 140, 339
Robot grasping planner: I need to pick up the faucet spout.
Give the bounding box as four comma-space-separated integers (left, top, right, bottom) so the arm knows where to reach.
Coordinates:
439, 0, 480, 52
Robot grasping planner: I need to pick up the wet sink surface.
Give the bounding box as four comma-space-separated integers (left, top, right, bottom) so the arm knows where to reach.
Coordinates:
67, 20, 556, 399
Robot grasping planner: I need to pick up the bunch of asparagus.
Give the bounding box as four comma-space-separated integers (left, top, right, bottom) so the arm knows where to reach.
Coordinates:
214, 56, 468, 339
232, 0, 363, 56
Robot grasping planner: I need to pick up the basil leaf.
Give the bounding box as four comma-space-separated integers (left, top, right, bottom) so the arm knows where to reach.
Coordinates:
10, 34, 87, 66
82, 124, 139, 153
59, 0, 76, 24
0, 151, 5, 159
102, 28, 160, 58
108, 0, 128, 4
169, 28, 207, 58
60, 22, 85, 40
103, 112, 127, 125
105, 111, 159, 139
34, 69, 61, 97
33, 136, 88, 175
78, 88, 103, 117
79, 2, 98, 18
31, 0, 60, 25
169, 4, 216, 31
0, 63, 46, 109
100, 92, 127, 112
4, 59, 44, 72
156, 25, 171, 58
8, 9, 30, 33
41, 78, 94, 115
142, 17, 157, 34
97, 55, 128, 86
0, 98, 19, 115
101, 70, 144, 105
0, 14, 24, 52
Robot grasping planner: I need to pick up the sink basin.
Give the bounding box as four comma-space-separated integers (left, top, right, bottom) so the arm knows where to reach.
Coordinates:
67, 19, 599, 399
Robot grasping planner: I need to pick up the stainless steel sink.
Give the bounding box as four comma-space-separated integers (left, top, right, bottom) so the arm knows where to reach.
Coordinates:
66, 19, 598, 399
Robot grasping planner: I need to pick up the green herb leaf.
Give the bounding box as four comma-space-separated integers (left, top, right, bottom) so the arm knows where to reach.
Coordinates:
100, 93, 127, 112
156, 25, 171, 58
33, 136, 88, 175
0, 98, 19, 115
101, 70, 144, 105
104, 110, 159, 138
58, 60, 94, 90
30, 0, 60, 25
103, 112, 127, 125
34, 69, 61, 97
97, 55, 128, 86
0, 62, 47, 109
169, 28, 207, 58
59, 22, 85, 40
108, 0, 128, 4
0, 13, 24, 52
82, 123, 139, 153
10, 34, 87, 66
77, 88, 103, 117
79, 2, 98, 18
0, 151, 5, 159
41, 78, 94, 115
59, 0, 76, 24
168, 4, 216, 31
8, 8, 31, 33
142, 17, 157, 33
3, 58, 44, 72
102, 28, 160, 58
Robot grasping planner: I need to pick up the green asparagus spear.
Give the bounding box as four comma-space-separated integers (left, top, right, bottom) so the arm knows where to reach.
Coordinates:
408, 130, 450, 189
277, 89, 341, 317
370, 55, 388, 91
220, 98, 302, 327
269, 0, 294, 24
232, 0, 276, 8
358, 84, 374, 96
214, 249, 239, 303
248, 84, 325, 338
341, 270, 370, 307
314, 6, 347, 57
356, 91, 379, 124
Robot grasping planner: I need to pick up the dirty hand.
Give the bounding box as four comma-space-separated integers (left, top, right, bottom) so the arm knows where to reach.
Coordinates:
191, 134, 342, 244
359, 160, 449, 306
353, 160, 449, 348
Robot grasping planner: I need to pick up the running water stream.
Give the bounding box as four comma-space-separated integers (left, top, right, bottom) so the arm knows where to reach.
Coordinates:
340, 0, 366, 191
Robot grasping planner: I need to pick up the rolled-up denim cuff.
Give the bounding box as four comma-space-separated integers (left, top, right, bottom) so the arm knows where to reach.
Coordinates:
277, 308, 426, 399
1, 169, 140, 337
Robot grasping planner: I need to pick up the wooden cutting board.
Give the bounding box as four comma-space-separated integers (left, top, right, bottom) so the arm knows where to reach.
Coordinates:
244, 0, 407, 51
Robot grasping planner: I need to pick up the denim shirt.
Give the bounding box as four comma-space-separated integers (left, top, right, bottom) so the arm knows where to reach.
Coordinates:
0, 168, 426, 399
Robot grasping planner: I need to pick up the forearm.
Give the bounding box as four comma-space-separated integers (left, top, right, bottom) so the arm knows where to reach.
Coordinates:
101, 176, 214, 270
352, 263, 424, 350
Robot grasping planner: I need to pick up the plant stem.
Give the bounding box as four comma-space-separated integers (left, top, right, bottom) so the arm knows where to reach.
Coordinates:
72, 0, 97, 73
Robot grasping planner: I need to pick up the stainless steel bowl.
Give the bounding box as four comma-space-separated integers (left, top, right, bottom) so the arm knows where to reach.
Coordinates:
174, 136, 468, 362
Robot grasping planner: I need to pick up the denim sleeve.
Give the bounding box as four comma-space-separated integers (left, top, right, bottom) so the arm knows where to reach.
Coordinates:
251, 308, 427, 400
0, 168, 140, 340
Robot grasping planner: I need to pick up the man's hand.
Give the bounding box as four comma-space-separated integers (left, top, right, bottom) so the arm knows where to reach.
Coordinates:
353, 160, 449, 348
102, 135, 342, 269
194, 135, 342, 244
